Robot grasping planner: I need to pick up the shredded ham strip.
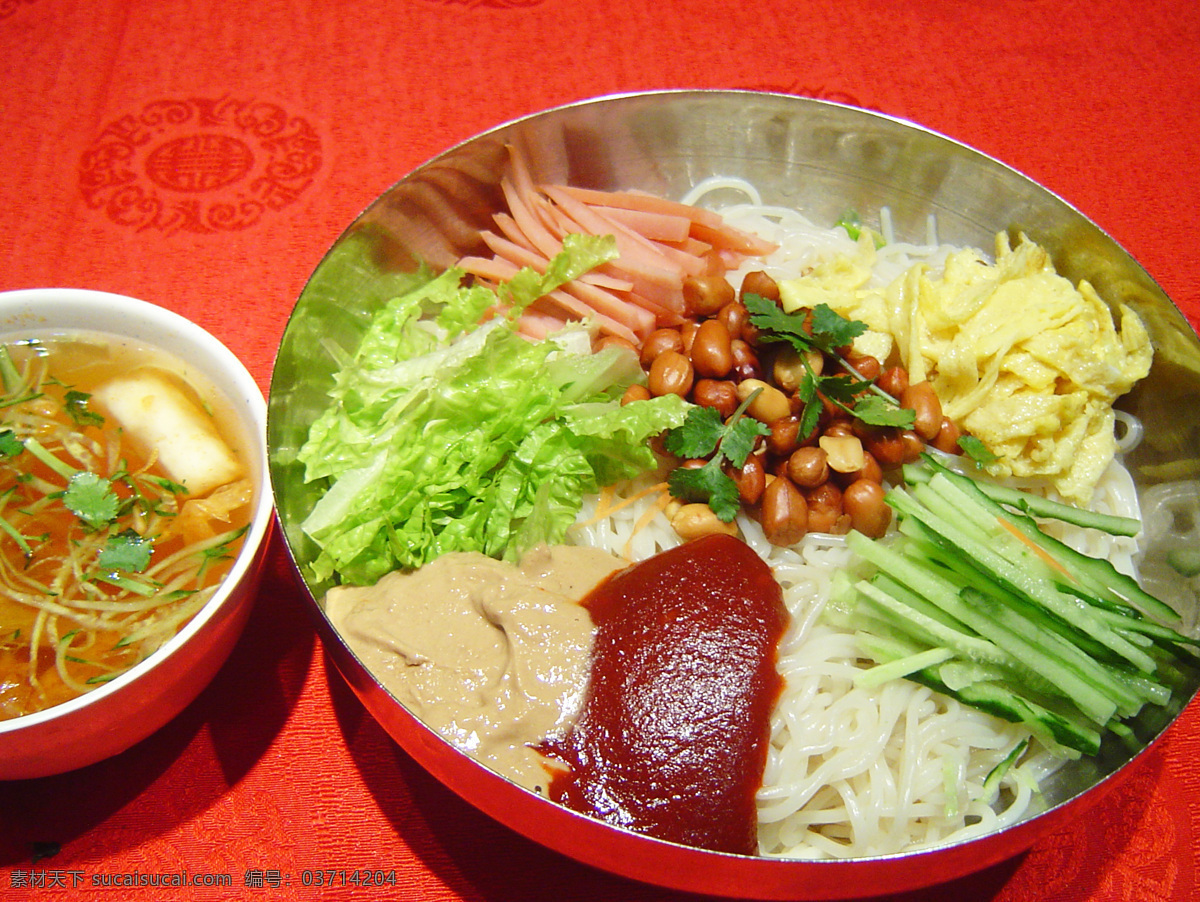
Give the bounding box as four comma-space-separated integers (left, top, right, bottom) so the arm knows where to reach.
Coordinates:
459, 261, 640, 346
477, 231, 656, 339
464, 144, 779, 344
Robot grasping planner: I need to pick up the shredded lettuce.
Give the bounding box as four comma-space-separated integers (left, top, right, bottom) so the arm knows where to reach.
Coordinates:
297, 236, 688, 585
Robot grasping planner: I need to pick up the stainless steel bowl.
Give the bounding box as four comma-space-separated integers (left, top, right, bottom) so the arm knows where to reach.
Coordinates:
267, 90, 1200, 899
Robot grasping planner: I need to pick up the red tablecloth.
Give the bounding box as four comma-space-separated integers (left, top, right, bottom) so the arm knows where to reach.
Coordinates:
2, 1, 1199, 899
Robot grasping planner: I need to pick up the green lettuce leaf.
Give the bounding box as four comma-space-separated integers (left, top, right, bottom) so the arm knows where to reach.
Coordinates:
297, 238, 685, 586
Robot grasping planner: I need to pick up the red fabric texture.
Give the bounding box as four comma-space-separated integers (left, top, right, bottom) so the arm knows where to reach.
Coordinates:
1, 0, 1199, 899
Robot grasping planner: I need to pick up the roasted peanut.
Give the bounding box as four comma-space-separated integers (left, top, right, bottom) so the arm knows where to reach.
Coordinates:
900, 429, 925, 463
768, 455, 789, 478
736, 378, 791, 424
683, 274, 736, 317
671, 503, 739, 540
740, 270, 781, 304
693, 378, 739, 418
786, 446, 830, 488
860, 426, 907, 468
822, 418, 855, 439
818, 392, 847, 426
771, 346, 803, 394
901, 381, 944, 441
680, 320, 699, 355
877, 365, 910, 399
771, 346, 823, 394
717, 300, 749, 342
596, 334, 637, 354
767, 415, 802, 457
931, 417, 963, 454
806, 507, 838, 534
740, 318, 762, 347
834, 450, 884, 487
845, 352, 882, 382
810, 479, 843, 511
833, 513, 853, 534
649, 433, 670, 459
729, 452, 767, 506
806, 481, 845, 534
843, 479, 891, 538
691, 318, 734, 378
819, 434, 866, 473
639, 328, 683, 368
729, 339, 762, 381
621, 383, 651, 406
648, 350, 694, 398
760, 474, 808, 546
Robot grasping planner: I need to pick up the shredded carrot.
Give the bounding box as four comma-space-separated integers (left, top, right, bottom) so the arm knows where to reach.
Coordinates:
541, 187, 692, 281
997, 516, 1075, 581
480, 229, 548, 270
575, 481, 670, 528
658, 236, 714, 258
625, 491, 675, 561
592, 484, 616, 522
458, 255, 518, 284
578, 270, 634, 292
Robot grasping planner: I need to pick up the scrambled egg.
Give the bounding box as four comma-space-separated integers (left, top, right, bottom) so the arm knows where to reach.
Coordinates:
778, 233, 1153, 504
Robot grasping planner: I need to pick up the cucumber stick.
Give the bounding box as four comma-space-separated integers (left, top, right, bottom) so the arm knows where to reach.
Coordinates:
901, 460, 1142, 537
856, 630, 1101, 755
894, 478, 1158, 674
839, 458, 1194, 756
847, 532, 1123, 726
912, 457, 1179, 622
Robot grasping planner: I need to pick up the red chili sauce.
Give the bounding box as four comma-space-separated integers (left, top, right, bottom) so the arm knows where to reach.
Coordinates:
541, 533, 789, 855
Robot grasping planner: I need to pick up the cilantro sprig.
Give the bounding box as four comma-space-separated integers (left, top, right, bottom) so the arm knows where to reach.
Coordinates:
63, 471, 120, 528
663, 392, 771, 522
64, 390, 105, 428
958, 434, 998, 467
63, 474, 162, 593
8, 422, 170, 583
745, 293, 868, 353
835, 209, 885, 248
0, 430, 22, 459
198, 524, 250, 577
97, 528, 153, 573
743, 294, 916, 438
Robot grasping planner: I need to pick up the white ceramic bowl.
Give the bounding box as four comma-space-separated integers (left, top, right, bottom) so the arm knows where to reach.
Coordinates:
0, 287, 273, 780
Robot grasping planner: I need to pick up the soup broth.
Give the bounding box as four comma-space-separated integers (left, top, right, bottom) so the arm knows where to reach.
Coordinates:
0, 331, 254, 719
